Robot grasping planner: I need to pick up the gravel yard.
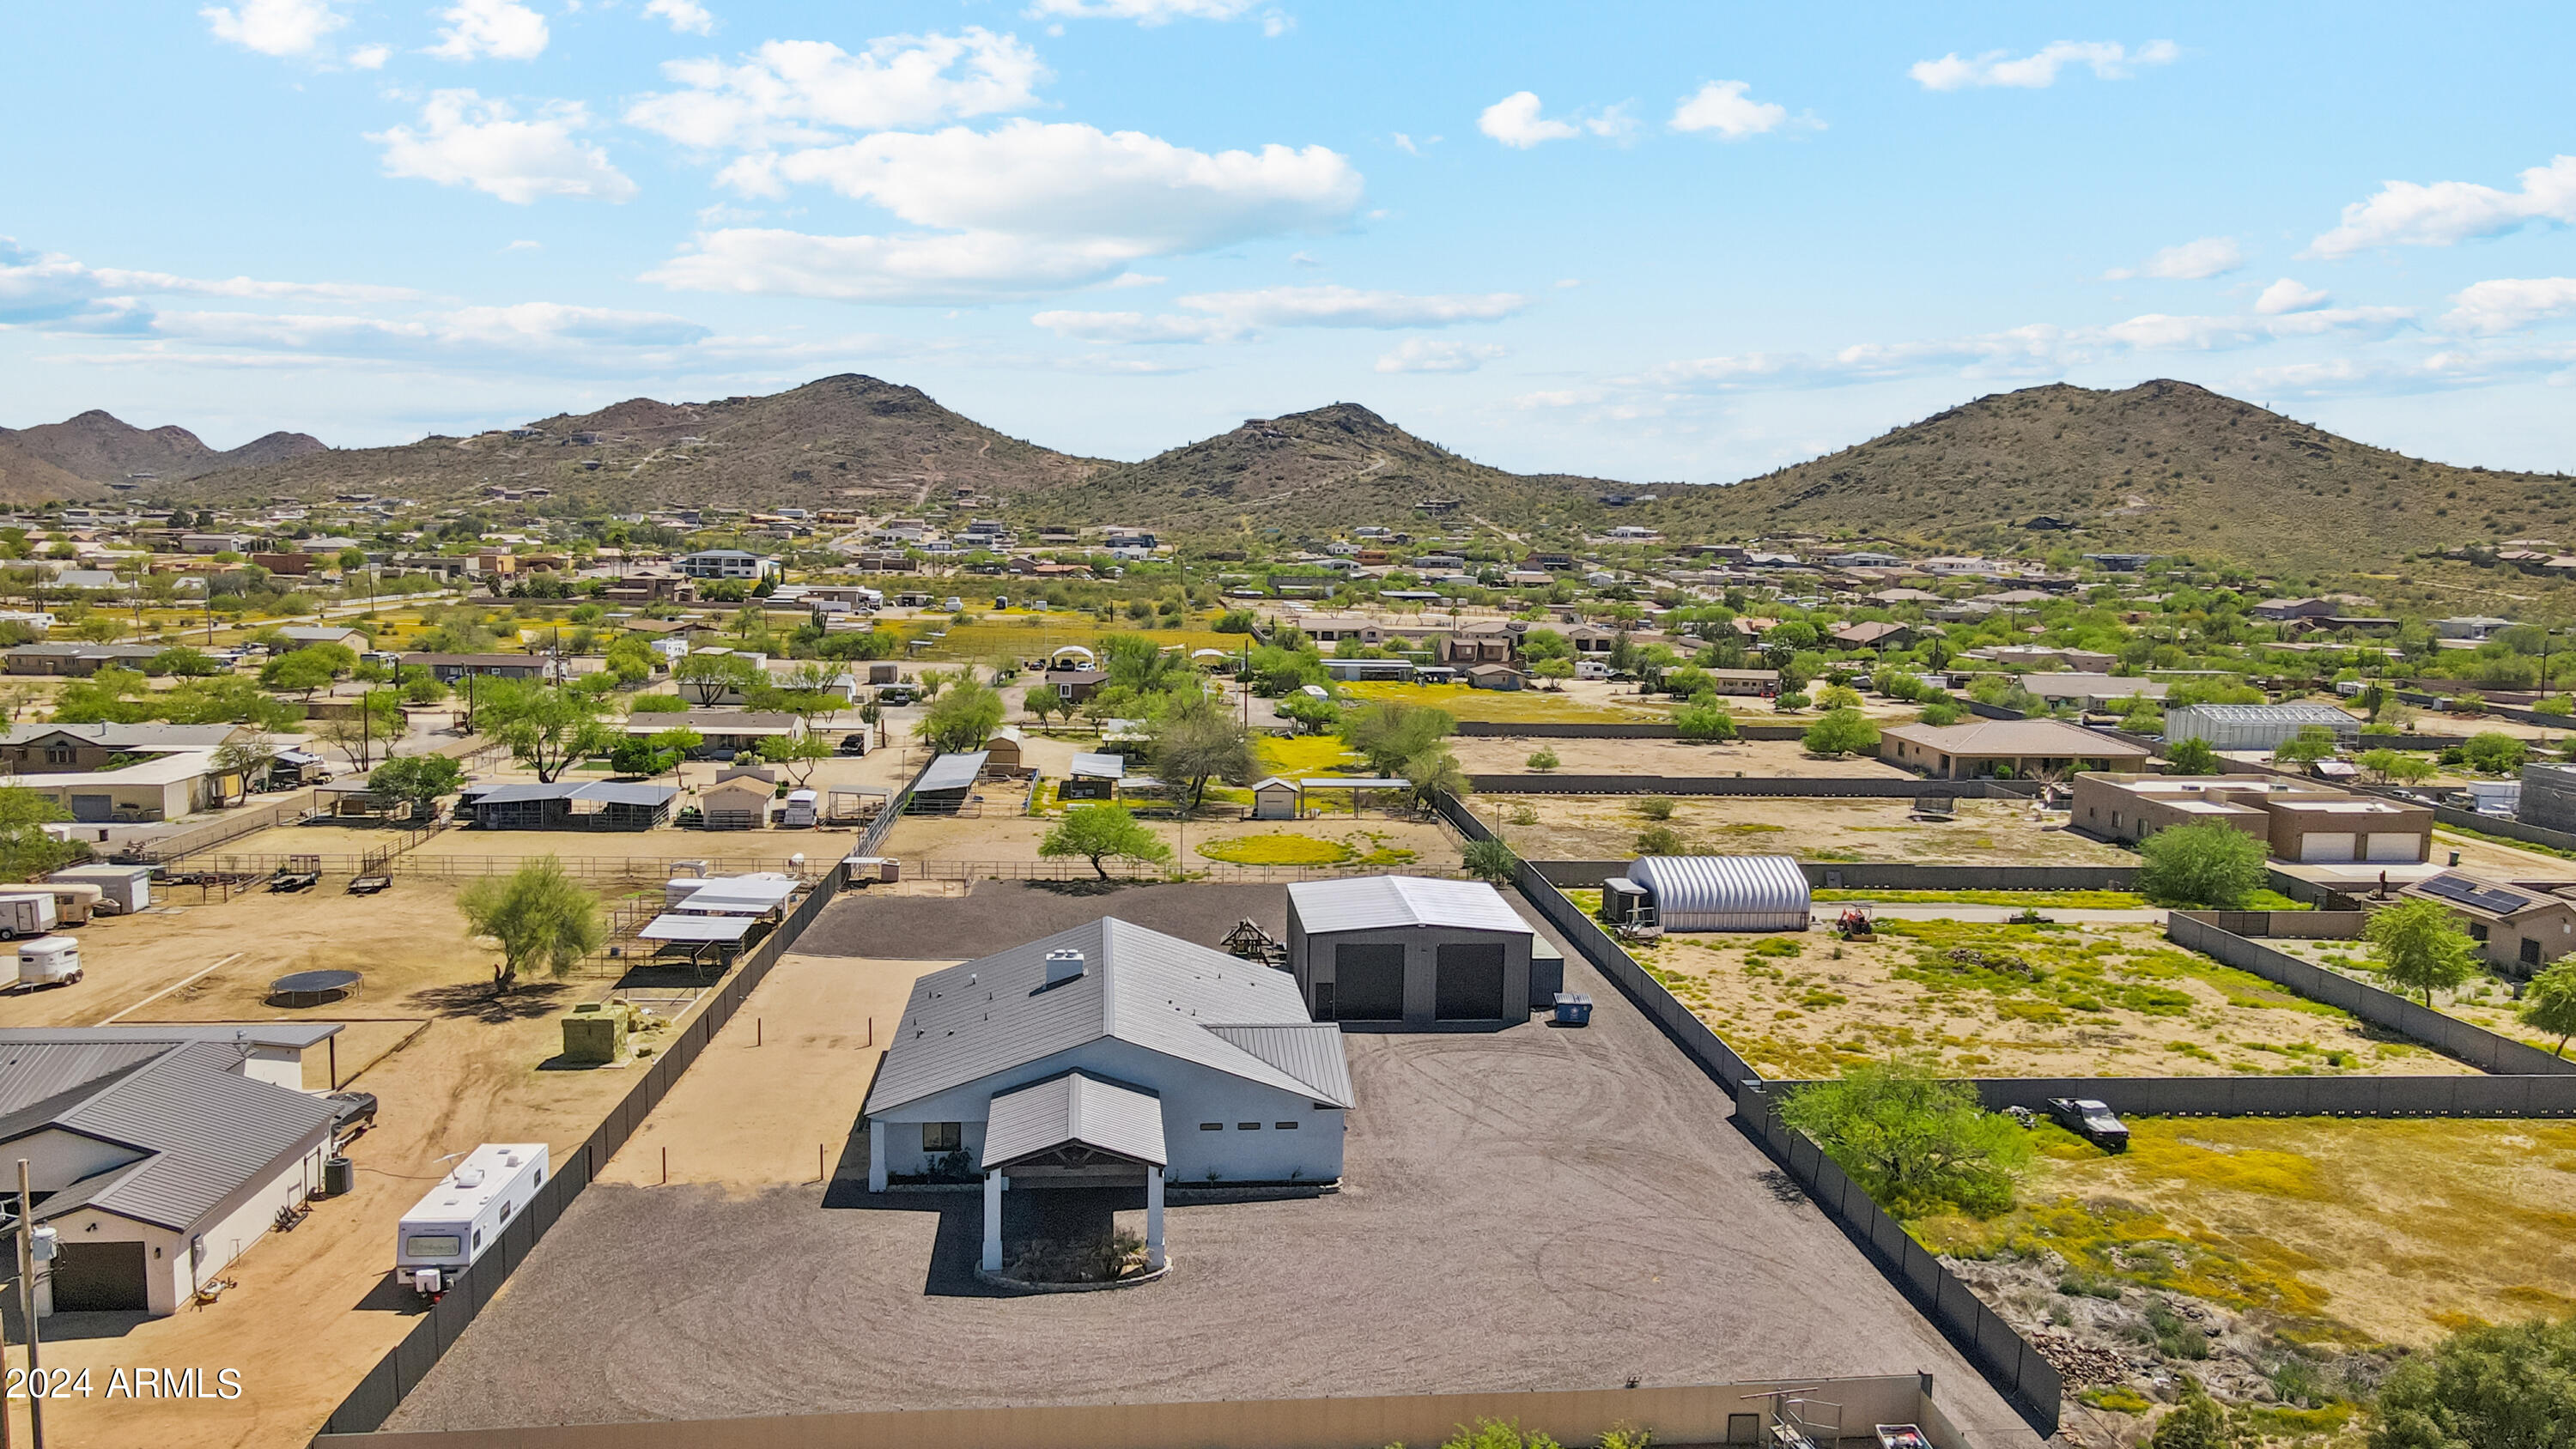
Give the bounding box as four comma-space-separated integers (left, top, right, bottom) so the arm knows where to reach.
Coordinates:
385, 885, 2044, 1447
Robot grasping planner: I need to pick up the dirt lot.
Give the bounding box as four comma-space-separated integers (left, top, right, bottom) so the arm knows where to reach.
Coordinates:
1917, 1122, 2576, 1369
384, 884, 2044, 1448
2266, 937, 2573, 1055
1452, 735, 1917, 778
0, 871, 690, 1449
1492, 794, 2136, 866
1600, 912, 2481, 1081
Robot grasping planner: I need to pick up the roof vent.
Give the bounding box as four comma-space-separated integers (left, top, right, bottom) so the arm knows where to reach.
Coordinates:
1045, 948, 1087, 985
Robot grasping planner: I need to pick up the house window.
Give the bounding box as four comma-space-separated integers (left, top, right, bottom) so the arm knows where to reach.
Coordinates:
1274, 1120, 1300, 1130
921, 1122, 963, 1154
1236, 1122, 1261, 1131
1200, 1122, 1223, 1131
43, 746, 74, 765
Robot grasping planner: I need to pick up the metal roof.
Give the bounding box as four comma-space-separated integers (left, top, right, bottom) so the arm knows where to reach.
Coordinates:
1297, 777, 1410, 790
572, 781, 679, 808
640, 915, 759, 943
0, 1041, 337, 1233
1629, 855, 1812, 932
864, 917, 1348, 1117
0, 723, 240, 750
1877, 718, 2154, 757
0, 1024, 342, 1054
673, 876, 799, 914
1068, 752, 1126, 779
473, 781, 574, 805
2166, 703, 2360, 724
915, 751, 989, 793
982, 1072, 1168, 1169
1202, 1024, 1354, 1106
1286, 876, 1532, 936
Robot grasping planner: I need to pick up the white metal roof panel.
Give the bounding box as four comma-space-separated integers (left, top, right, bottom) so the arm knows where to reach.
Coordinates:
640, 915, 759, 943
982, 1072, 1167, 1169
1286, 876, 1532, 936
1630, 855, 1812, 932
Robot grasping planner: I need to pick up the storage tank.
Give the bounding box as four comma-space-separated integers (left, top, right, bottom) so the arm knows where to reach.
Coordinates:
17, 937, 82, 988
1628, 855, 1812, 932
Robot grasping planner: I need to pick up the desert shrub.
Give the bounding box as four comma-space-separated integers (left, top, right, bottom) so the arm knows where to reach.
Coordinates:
2136, 822, 2269, 909
1777, 1057, 2032, 1217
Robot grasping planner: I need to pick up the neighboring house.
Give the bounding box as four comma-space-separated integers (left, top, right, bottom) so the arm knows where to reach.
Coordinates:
2069, 774, 2433, 864
275, 626, 365, 651
678, 550, 781, 582
1041, 667, 1108, 703
1877, 718, 2154, 780
2401, 872, 2576, 977
0, 1028, 341, 1314
3, 643, 165, 677
1704, 669, 1782, 697
1830, 621, 1915, 650
1465, 664, 1524, 691
2436, 616, 2517, 641
399, 652, 557, 684
0, 723, 244, 773
619, 711, 799, 757
1440, 622, 1518, 666
15, 750, 243, 822
2020, 674, 2170, 711
2252, 597, 2339, 621
860, 918, 1354, 1274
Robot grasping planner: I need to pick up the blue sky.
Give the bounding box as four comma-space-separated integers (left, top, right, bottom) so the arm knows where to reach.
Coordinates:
5, 1, 2574, 484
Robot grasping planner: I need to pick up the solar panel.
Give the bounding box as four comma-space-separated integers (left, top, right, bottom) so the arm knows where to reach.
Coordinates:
2419, 874, 2531, 914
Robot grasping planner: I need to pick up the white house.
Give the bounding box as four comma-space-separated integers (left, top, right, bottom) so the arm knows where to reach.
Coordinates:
0, 1028, 341, 1314
861, 918, 1352, 1274
678, 550, 781, 582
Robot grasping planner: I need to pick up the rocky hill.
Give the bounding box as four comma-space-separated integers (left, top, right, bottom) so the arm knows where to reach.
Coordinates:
1012, 403, 1617, 537
1632, 379, 2572, 574
0, 439, 108, 505
0, 409, 325, 485
178, 374, 1102, 509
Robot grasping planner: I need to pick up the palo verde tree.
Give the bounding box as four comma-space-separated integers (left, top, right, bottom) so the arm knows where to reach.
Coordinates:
1339, 699, 1455, 775
2370, 1315, 2576, 1449
459, 856, 605, 993
1148, 696, 1256, 808
1038, 803, 1173, 881
367, 753, 465, 820
2136, 821, 2269, 909
1801, 706, 1880, 758
674, 650, 761, 706
2518, 961, 2576, 1058
757, 731, 832, 786
1777, 1055, 2034, 1217
2164, 736, 2221, 773
915, 678, 1005, 754
2366, 898, 2482, 1005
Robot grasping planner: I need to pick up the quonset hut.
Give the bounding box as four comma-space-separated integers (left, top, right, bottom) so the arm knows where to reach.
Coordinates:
1619, 855, 1811, 932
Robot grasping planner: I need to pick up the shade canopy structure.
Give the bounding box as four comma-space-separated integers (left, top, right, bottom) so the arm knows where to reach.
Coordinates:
639, 915, 760, 943
671, 876, 799, 916
1628, 854, 1813, 932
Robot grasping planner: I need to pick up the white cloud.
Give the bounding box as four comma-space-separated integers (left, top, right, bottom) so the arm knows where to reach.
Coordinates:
429, 0, 550, 62
1668, 81, 1790, 140
1176, 284, 1524, 327
1477, 92, 1631, 149
2104, 236, 2241, 281
0, 237, 418, 327
1909, 39, 2178, 91
349, 43, 390, 68
651, 119, 1361, 302
1376, 338, 1506, 373
626, 31, 1046, 150
1024, 0, 1256, 23
2306, 155, 2576, 258
369, 92, 638, 204
2444, 277, 2576, 335
644, 0, 715, 36
1030, 310, 1244, 343
501, 239, 543, 252
1028, 284, 1522, 346
201, 0, 347, 58
2254, 278, 2329, 314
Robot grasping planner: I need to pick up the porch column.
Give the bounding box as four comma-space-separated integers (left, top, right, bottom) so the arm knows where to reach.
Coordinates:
1145, 1165, 1165, 1270
981, 1168, 1003, 1272
866, 1121, 887, 1193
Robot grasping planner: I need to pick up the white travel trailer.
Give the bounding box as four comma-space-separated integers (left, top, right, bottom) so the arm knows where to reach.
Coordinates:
395, 1144, 550, 1297
0, 893, 58, 941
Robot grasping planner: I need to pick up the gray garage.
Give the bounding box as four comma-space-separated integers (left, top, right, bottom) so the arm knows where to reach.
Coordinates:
1286, 876, 1536, 1029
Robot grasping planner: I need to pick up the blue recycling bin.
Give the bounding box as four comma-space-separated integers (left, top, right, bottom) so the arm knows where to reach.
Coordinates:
1552, 992, 1593, 1026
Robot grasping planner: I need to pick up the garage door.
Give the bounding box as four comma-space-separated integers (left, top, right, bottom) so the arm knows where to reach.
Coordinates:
51, 1240, 148, 1313
1435, 943, 1506, 1021
2300, 833, 2357, 863
2366, 833, 2420, 862
1334, 943, 1405, 1022
70, 794, 113, 824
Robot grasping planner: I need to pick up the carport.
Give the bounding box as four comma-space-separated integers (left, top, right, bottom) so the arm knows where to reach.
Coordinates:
977, 1071, 1167, 1276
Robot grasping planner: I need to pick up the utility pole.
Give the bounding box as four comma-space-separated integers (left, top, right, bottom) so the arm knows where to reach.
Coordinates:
15, 1160, 41, 1449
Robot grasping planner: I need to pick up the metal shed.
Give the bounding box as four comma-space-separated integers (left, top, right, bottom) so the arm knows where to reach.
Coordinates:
1286, 876, 1539, 1028
910, 751, 989, 815
1061, 751, 1126, 802
1627, 855, 1812, 932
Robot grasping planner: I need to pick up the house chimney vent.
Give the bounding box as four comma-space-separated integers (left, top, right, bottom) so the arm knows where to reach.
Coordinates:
1045, 949, 1087, 985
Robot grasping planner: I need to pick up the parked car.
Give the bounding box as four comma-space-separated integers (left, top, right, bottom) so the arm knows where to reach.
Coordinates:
2045, 1097, 2129, 1152
836, 733, 870, 756
877, 685, 920, 706
325, 1090, 379, 1137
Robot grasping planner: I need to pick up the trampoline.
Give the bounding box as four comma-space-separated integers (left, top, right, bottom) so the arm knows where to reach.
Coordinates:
270, 969, 361, 1008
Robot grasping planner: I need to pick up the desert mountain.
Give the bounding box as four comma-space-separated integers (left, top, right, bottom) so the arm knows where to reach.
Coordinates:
181, 374, 1101, 509
1013, 403, 1617, 537
0, 409, 325, 484
1634, 379, 2574, 574
0, 439, 110, 506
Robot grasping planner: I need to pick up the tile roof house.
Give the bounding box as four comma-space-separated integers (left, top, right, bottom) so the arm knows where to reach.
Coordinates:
1878, 718, 2153, 780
